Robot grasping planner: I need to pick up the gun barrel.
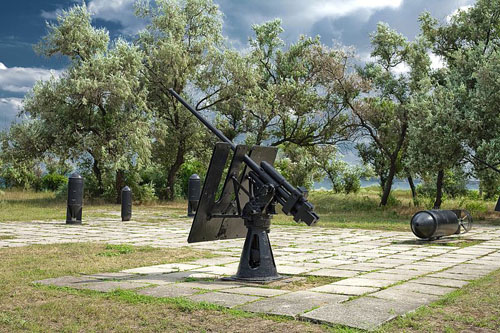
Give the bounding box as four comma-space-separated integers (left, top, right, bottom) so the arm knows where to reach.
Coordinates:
168, 88, 262, 174
168, 88, 318, 225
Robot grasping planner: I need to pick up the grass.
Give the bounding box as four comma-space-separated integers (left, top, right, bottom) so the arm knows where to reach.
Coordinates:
0, 243, 330, 333
1, 189, 499, 331
1, 243, 499, 332
274, 188, 500, 231
1, 188, 498, 232
391, 238, 485, 248
379, 269, 500, 332
0, 235, 15, 240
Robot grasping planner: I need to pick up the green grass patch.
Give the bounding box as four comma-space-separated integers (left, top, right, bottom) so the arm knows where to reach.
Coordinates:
0, 243, 328, 332
97, 244, 137, 257
0, 235, 15, 240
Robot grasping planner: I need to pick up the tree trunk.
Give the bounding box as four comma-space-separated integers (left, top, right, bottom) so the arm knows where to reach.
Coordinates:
433, 169, 444, 209
408, 175, 417, 205
380, 159, 397, 206
92, 158, 104, 196
165, 142, 185, 201
115, 169, 125, 204
379, 174, 386, 191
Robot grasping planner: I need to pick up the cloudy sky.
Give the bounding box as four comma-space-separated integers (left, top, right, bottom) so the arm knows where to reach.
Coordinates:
0, 0, 475, 131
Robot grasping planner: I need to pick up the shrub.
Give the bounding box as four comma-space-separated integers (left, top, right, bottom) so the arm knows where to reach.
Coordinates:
41, 173, 68, 191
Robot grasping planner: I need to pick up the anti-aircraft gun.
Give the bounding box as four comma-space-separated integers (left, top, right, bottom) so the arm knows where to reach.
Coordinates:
169, 89, 319, 282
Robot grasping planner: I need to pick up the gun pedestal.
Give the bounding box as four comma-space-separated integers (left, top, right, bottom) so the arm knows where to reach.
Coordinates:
225, 184, 282, 283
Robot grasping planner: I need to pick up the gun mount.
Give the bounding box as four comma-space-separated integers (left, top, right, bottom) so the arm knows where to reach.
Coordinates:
168, 89, 319, 282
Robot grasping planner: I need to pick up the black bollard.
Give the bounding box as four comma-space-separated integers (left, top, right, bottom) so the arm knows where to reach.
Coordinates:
188, 174, 201, 217
121, 186, 132, 221
66, 173, 84, 224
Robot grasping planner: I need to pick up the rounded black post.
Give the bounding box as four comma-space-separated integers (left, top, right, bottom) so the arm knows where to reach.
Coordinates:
121, 186, 132, 221
188, 174, 201, 217
66, 173, 84, 224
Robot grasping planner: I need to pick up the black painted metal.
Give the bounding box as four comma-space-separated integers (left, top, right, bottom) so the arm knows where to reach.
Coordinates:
224, 184, 282, 282
188, 143, 277, 243
168, 89, 320, 282
187, 174, 201, 217
168, 88, 318, 226
495, 196, 500, 212
411, 210, 466, 240
66, 173, 83, 224
121, 186, 132, 221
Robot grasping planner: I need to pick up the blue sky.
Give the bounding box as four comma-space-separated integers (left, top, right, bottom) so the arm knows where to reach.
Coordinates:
0, 0, 475, 131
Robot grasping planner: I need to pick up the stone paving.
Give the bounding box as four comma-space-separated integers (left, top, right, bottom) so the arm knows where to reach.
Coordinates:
2, 214, 500, 331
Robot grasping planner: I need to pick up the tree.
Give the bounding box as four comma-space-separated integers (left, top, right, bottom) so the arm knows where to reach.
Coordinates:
136, 0, 235, 200
206, 19, 358, 148
274, 144, 323, 190
314, 145, 372, 194
420, 0, 500, 195
406, 83, 465, 208
23, 4, 151, 202
348, 23, 431, 206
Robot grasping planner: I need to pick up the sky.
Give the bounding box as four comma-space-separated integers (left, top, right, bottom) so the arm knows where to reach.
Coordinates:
0, 0, 475, 134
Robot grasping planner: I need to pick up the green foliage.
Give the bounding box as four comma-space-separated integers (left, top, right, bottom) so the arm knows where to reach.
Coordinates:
275, 144, 323, 190
353, 22, 432, 206
420, 0, 500, 183
176, 159, 206, 199
417, 167, 469, 200
23, 4, 151, 202
477, 169, 500, 199
314, 145, 373, 194
41, 173, 67, 191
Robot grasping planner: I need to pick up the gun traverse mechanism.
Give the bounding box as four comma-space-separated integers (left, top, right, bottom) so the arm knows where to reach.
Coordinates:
168, 89, 319, 282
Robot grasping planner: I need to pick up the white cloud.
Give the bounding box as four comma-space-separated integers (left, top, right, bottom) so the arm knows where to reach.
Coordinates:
0, 62, 61, 94
0, 97, 23, 129
40, 0, 145, 35
446, 5, 472, 23
303, 0, 403, 22
429, 52, 445, 70
88, 0, 145, 34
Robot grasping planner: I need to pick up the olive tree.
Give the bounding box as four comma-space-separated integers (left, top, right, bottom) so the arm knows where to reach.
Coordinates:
348, 23, 431, 206
23, 4, 151, 201
136, 0, 239, 200
420, 0, 500, 196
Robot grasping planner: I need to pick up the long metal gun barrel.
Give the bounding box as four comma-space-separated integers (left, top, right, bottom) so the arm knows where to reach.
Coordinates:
168, 88, 319, 226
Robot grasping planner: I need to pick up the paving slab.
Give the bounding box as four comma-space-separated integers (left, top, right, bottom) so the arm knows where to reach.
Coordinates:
239, 291, 348, 318
309, 284, 379, 295
390, 282, 457, 296
220, 286, 289, 297
331, 277, 395, 288
74, 280, 150, 292
121, 263, 201, 274
137, 284, 199, 298
369, 287, 440, 304
34, 276, 100, 287
188, 292, 260, 308
304, 268, 359, 277
126, 271, 217, 284
412, 276, 469, 288
427, 272, 479, 281
84, 272, 137, 280
178, 280, 242, 291
301, 296, 419, 331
